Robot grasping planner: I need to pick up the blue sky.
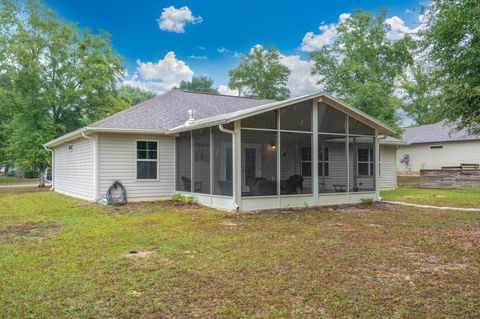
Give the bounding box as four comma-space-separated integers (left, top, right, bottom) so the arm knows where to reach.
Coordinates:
45, 0, 424, 96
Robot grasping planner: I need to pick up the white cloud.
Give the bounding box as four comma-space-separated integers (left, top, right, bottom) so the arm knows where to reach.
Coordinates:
300, 13, 351, 52
124, 51, 194, 93
385, 16, 420, 41
279, 54, 323, 97
217, 47, 230, 54
189, 55, 208, 60
218, 85, 239, 96
158, 6, 202, 33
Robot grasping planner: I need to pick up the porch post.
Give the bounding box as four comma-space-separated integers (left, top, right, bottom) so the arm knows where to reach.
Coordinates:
312, 99, 319, 205
346, 117, 350, 203
375, 129, 380, 200
233, 120, 242, 210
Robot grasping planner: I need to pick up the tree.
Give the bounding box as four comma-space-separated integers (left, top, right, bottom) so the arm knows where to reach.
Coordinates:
399, 63, 441, 125
228, 45, 290, 100
311, 10, 413, 130
0, 0, 126, 184
179, 76, 217, 93
119, 85, 156, 106
422, 0, 480, 133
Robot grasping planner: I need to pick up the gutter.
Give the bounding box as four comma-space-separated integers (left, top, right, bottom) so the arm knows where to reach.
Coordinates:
218, 124, 239, 211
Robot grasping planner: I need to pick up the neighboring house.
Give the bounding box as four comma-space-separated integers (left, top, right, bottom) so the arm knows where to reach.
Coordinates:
44, 89, 400, 211
394, 121, 480, 173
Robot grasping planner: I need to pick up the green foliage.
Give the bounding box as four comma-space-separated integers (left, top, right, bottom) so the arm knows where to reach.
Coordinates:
171, 193, 196, 204
179, 76, 217, 93
228, 45, 290, 100
399, 63, 442, 125
118, 85, 156, 106
360, 198, 374, 205
311, 9, 413, 130
0, 0, 126, 172
422, 0, 480, 133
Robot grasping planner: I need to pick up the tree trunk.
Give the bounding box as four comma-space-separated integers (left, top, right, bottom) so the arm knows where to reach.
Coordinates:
38, 168, 45, 187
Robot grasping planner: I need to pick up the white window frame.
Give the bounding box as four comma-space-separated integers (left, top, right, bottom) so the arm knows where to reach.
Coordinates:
301, 146, 329, 177
357, 148, 374, 176
135, 140, 159, 181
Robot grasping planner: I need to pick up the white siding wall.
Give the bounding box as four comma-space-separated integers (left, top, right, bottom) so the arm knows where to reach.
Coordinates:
379, 145, 397, 190
397, 141, 480, 173
98, 134, 175, 202
54, 137, 95, 200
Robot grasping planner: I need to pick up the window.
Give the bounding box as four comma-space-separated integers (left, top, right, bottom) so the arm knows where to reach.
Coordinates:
358, 148, 374, 176
137, 141, 158, 179
301, 146, 329, 177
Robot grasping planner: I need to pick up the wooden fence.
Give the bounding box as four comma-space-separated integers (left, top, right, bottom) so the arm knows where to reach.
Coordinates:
420, 167, 480, 189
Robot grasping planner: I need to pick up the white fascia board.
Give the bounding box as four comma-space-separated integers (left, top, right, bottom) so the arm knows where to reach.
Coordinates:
44, 127, 167, 148
166, 92, 396, 136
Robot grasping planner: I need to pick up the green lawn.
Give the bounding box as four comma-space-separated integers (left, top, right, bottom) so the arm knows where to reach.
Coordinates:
1, 189, 479, 318
0, 175, 38, 184
381, 187, 480, 208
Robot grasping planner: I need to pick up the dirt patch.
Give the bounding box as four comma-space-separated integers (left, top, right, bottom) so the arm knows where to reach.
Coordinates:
0, 221, 63, 242
124, 250, 156, 258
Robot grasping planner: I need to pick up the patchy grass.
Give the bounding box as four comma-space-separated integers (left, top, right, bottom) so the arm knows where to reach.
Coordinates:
382, 187, 480, 208
0, 175, 38, 184
1, 189, 479, 318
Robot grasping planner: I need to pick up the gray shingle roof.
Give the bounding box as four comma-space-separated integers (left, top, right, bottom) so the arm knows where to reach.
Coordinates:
400, 120, 480, 144
90, 89, 274, 131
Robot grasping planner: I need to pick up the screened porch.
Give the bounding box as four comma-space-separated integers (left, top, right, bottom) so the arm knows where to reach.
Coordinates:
174, 98, 379, 210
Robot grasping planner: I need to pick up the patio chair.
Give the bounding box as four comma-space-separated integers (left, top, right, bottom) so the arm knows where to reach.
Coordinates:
282, 174, 304, 194
252, 180, 277, 196
181, 176, 202, 192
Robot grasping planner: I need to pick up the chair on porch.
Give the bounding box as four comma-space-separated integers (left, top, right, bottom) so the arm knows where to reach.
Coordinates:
181, 176, 202, 193
281, 175, 304, 194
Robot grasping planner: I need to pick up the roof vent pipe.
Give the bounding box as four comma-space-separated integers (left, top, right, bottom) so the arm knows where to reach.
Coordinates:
184, 109, 196, 126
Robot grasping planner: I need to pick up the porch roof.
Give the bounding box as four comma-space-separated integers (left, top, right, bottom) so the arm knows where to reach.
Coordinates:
167, 92, 396, 136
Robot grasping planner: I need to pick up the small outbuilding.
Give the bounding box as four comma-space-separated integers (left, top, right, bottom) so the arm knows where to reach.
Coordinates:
44, 89, 400, 210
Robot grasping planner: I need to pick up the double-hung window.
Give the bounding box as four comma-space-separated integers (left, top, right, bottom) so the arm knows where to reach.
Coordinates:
137, 141, 158, 180
358, 148, 374, 176
301, 147, 329, 177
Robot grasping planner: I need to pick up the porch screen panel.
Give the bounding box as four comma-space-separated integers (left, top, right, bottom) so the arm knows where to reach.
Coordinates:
349, 136, 375, 192
241, 130, 277, 196
349, 117, 375, 136
280, 132, 312, 194
241, 110, 278, 129
212, 126, 233, 196
192, 129, 211, 194
280, 101, 312, 131
318, 134, 347, 193
318, 102, 346, 133
176, 131, 191, 192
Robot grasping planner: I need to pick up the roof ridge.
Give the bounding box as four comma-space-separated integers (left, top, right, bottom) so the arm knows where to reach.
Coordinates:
177, 88, 273, 101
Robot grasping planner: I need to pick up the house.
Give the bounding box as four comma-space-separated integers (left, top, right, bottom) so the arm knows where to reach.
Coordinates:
44, 89, 400, 211
394, 121, 480, 173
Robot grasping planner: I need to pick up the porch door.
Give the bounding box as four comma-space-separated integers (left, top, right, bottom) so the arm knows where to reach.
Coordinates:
241, 144, 261, 192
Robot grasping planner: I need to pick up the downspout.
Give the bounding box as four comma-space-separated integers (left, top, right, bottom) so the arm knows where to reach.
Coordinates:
43, 145, 54, 191
218, 124, 239, 211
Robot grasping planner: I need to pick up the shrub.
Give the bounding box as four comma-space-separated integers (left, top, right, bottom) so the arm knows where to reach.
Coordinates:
360, 198, 374, 205
171, 193, 196, 204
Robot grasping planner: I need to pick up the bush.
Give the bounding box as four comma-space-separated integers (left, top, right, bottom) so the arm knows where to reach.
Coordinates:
171, 193, 196, 204
360, 198, 374, 205
24, 170, 38, 179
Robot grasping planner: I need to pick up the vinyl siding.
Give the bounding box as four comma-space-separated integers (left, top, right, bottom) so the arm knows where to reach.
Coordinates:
379, 145, 397, 190
397, 140, 480, 172
98, 134, 175, 201
54, 137, 95, 200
